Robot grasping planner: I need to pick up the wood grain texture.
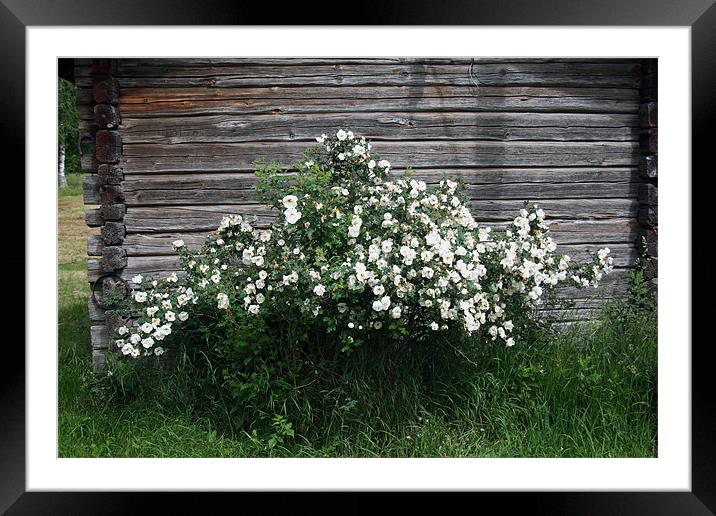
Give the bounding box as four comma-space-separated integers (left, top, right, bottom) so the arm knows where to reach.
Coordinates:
121, 141, 640, 174
83, 61, 642, 89
118, 85, 639, 117
119, 112, 639, 144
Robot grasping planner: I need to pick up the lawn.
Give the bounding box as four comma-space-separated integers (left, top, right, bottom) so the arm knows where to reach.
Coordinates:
58, 174, 657, 457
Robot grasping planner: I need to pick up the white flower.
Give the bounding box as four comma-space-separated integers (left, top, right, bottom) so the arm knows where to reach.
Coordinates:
165, 311, 176, 322
284, 208, 302, 224
134, 291, 147, 303
141, 337, 155, 349
313, 284, 326, 296
178, 312, 189, 321
154, 347, 165, 356
372, 300, 384, 312
373, 284, 385, 296
506, 338, 515, 347
132, 274, 143, 284
140, 322, 154, 334
217, 293, 230, 309
248, 304, 260, 315
173, 239, 185, 248
282, 195, 298, 209
130, 334, 141, 345
390, 306, 402, 319
336, 129, 348, 141
430, 322, 439, 331
117, 325, 128, 335
121, 343, 135, 356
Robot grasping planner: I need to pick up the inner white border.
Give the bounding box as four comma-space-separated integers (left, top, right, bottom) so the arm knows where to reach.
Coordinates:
28, 27, 691, 491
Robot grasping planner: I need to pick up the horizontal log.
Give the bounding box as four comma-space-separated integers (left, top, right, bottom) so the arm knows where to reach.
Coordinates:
118, 85, 640, 117
94, 62, 641, 88
90, 324, 109, 350
81, 154, 97, 173
88, 256, 634, 292
109, 58, 642, 69
88, 297, 105, 322
94, 77, 119, 105
90, 232, 636, 268
95, 104, 121, 129
98, 163, 124, 185
102, 221, 126, 245
638, 205, 658, 227
121, 176, 638, 206
96, 130, 122, 163
638, 183, 658, 206
121, 141, 640, 173
85, 208, 103, 227
639, 102, 657, 128
83, 175, 100, 204
100, 203, 126, 221
639, 127, 657, 154
101, 246, 128, 272
88, 218, 640, 258
639, 155, 657, 179
122, 198, 637, 234
119, 112, 639, 144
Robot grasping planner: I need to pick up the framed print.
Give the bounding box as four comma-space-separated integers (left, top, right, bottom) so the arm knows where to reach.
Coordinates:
5, 0, 710, 513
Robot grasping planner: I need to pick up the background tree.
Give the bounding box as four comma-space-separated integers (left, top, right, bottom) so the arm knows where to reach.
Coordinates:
58, 77, 80, 188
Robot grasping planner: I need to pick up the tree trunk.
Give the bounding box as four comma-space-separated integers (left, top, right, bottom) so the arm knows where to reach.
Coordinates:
58, 143, 67, 188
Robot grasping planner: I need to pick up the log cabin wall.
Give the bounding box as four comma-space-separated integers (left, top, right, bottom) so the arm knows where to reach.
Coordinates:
75, 58, 657, 370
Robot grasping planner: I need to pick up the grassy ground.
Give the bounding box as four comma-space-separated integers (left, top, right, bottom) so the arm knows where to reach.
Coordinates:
58, 175, 657, 457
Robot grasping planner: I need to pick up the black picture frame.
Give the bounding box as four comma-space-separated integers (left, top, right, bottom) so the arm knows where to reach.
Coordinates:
4, 0, 708, 513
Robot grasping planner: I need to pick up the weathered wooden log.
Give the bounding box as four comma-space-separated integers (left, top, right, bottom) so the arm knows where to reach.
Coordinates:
100, 203, 126, 221
91, 58, 113, 75
90, 325, 109, 350
82, 175, 100, 204
638, 205, 658, 227
118, 85, 640, 117
101, 246, 128, 272
639, 127, 657, 154
119, 112, 640, 144
94, 104, 121, 129
121, 198, 638, 233
121, 141, 640, 173
81, 154, 98, 173
98, 61, 642, 88
92, 350, 106, 372
101, 221, 126, 245
95, 130, 122, 163
98, 163, 124, 185
638, 183, 658, 206
639, 155, 657, 179
93, 77, 119, 105
100, 185, 125, 205
85, 208, 103, 227
639, 102, 657, 128
644, 256, 658, 281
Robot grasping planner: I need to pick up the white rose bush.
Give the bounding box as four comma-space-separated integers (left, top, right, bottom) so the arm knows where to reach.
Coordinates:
111, 129, 613, 360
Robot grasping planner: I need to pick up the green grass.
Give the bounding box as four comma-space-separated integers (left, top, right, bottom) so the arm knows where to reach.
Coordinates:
58, 180, 657, 458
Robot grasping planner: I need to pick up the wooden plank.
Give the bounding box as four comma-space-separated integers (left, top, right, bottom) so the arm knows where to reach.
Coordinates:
121, 141, 640, 173
91, 232, 636, 268
119, 112, 639, 144
121, 177, 637, 206
88, 256, 634, 290
118, 85, 640, 117
122, 198, 637, 234
103, 62, 641, 88
83, 175, 100, 204
114, 58, 642, 68
92, 218, 640, 258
